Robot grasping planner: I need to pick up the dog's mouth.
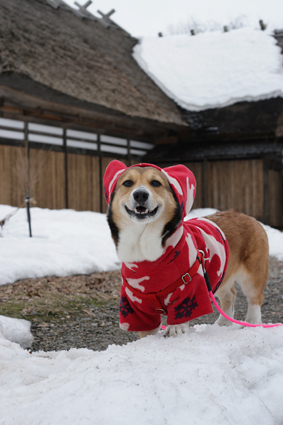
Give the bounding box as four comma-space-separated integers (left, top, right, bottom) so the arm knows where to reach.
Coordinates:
125, 205, 159, 220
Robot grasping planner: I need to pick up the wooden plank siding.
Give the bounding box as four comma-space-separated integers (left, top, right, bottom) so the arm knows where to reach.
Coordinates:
68, 153, 100, 212
269, 169, 282, 228
0, 144, 24, 206
30, 149, 66, 209
156, 159, 268, 223
184, 162, 203, 209
206, 159, 264, 221
1, 146, 282, 228
101, 157, 129, 213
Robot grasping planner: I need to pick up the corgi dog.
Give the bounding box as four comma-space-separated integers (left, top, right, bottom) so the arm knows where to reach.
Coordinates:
103, 161, 269, 338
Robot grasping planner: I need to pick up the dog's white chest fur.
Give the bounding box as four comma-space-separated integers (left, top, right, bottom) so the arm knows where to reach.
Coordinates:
117, 222, 165, 262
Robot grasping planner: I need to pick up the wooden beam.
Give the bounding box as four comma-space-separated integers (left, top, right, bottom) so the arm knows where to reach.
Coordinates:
97, 9, 115, 19
97, 134, 103, 213
281, 153, 283, 228
263, 158, 270, 225
201, 160, 208, 208
127, 139, 132, 165
63, 128, 68, 209
74, 0, 92, 12
259, 20, 267, 31
0, 86, 179, 140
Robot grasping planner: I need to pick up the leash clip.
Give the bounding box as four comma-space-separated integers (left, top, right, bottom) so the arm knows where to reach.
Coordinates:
198, 250, 209, 272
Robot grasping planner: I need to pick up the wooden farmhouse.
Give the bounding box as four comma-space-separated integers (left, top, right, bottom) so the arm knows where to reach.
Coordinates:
0, 0, 283, 228
0, 0, 188, 213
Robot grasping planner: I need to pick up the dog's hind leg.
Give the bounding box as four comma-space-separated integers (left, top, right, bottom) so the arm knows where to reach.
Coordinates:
215, 276, 237, 326
237, 268, 266, 325
236, 234, 268, 324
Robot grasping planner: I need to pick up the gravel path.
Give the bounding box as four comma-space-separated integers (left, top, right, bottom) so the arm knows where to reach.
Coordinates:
1, 258, 282, 352
29, 257, 283, 352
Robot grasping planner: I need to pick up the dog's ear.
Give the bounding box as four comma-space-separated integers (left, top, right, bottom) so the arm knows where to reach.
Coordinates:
162, 164, 196, 217
103, 160, 127, 205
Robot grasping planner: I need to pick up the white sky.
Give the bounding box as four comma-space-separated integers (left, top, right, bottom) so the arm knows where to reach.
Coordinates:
62, 0, 283, 37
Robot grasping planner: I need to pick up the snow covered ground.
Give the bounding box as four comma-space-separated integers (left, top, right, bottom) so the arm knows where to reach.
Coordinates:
1, 204, 283, 424
0, 318, 283, 425
0, 204, 282, 286
0, 204, 120, 286
133, 27, 283, 110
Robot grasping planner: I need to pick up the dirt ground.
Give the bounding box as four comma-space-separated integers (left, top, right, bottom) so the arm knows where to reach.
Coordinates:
0, 257, 283, 352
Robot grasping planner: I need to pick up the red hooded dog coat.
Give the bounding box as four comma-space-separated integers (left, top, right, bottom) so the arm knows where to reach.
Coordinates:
104, 161, 229, 332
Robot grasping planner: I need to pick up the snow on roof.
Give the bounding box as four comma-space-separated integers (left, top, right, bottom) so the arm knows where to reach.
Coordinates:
133, 27, 283, 111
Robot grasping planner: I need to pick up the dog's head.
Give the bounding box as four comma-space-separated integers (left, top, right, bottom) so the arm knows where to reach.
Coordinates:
104, 161, 196, 252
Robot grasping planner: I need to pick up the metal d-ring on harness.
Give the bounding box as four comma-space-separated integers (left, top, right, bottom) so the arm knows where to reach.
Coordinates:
122, 253, 203, 315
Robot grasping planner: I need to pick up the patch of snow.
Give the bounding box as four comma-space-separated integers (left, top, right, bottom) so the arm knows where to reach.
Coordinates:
133, 28, 283, 110
262, 223, 283, 262
0, 315, 33, 349
0, 323, 282, 425
0, 205, 120, 286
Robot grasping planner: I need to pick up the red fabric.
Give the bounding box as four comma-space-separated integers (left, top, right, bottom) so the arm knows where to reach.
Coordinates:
103, 160, 196, 218
103, 161, 229, 332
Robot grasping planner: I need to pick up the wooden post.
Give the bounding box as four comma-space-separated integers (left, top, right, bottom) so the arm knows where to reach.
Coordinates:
25, 196, 32, 237
127, 139, 132, 166
24, 122, 32, 237
202, 160, 208, 208
63, 128, 68, 209
281, 156, 283, 228
74, 0, 92, 11
259, 20, 267, 31
97, 9, 115, 20
97, 135, 103, 213
263, 158, 270, 225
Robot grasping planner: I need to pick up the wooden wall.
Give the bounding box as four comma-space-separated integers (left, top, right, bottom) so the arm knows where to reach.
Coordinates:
30, 148, 66, 209
68, 153, 100, 212
184, 162, 203, 209
269, 169, 282, 228
206, 159, 264, 220
101, 157, 129, 213
1, 145, 282, 228
0, 145, 26, 207
156, 158, 282, 227
0, 146, 129, 214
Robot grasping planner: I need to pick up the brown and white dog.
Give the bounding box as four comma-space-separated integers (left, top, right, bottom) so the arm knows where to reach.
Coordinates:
103, 161, 269, 338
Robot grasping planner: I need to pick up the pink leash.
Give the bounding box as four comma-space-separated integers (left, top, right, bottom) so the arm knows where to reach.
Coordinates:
209, 291, 283, 328
160, 292, 283, 330
160, 251, 283, 330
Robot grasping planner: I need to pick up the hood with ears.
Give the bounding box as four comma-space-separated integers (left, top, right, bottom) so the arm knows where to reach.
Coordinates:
103, 160, 196, 219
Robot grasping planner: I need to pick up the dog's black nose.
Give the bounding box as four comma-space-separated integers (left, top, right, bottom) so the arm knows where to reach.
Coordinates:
133, 189, 149, 204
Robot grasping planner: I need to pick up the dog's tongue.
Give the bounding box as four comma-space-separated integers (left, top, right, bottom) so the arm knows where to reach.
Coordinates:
136, 206, 147, 213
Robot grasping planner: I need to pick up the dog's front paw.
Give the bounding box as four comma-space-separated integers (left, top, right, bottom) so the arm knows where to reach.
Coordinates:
162, 323, 190, 337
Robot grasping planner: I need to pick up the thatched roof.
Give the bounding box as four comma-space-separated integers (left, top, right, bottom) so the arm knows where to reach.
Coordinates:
0, 0, 184, 126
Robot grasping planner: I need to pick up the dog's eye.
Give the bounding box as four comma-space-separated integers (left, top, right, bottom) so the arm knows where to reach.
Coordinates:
150, 180, 162, 187
122, 180, 134, 187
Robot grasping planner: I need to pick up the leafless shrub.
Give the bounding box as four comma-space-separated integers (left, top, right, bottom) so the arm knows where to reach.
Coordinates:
166, 15, 248, 36
15, 142, 48, 201
228, 15, 248, 30
0, 143, 49, 236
